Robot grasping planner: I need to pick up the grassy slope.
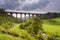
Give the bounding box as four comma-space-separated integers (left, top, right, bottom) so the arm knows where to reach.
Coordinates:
0, 13, 23, 40
0, 33, 23, 40
0, 13, 36, 40
43, 18, 60, 35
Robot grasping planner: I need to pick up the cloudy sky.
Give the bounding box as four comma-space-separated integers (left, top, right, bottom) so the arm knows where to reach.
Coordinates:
0, 0, 60, 12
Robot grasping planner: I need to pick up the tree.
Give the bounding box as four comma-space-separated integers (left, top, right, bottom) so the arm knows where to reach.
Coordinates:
33, 17, 42, 34
29, 17, 43, 35
0, 8, 5, 13
19, 17, 43, 36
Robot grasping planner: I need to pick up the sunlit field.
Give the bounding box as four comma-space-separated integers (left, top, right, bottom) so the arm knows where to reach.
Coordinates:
43, 18, 60, 35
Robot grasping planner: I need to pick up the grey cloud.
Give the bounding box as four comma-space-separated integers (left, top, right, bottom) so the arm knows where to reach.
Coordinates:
42, 0, 60, 12
0, 0, 20, 9
0, 0, 50, 10
20, 0, 50, 11
0, 0, 60, 12
22, 0, 49, 10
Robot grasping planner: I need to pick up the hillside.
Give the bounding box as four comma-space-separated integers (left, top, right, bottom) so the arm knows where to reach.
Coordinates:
0, 12, 60, 40
0, 13, 36, 40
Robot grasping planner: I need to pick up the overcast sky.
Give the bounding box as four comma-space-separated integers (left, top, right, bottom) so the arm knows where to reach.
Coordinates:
0, 0, 60, 12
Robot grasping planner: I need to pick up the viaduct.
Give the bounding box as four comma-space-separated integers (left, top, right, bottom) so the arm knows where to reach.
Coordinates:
2, 11, 60, 22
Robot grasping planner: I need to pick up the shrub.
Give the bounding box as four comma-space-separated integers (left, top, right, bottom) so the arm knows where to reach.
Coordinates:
19, 20, 32, 29
30, 17, 43, 34
19, 17, 43, 35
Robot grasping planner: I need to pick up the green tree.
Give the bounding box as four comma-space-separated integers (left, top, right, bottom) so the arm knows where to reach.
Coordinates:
31, 17, 43, 34
19, 17, 43, 36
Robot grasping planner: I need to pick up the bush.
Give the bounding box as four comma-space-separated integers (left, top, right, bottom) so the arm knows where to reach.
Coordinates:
30, 17, 43, 34
19, 17, 43, 36
19, 19, 32, 29
0, 13, 15, 30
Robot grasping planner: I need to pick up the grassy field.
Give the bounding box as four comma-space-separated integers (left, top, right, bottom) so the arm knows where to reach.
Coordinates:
43, 24, 60, 35
43, 18, 60, 36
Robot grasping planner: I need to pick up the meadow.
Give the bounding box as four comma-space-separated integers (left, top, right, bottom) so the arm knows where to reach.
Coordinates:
43, 18, 60, 35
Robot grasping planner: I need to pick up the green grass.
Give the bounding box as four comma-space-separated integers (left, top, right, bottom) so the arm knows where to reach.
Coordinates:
43, 24, 60, 34
43, 18, 60, 35
0, 23, 36, 40
0, 33, 23, 40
